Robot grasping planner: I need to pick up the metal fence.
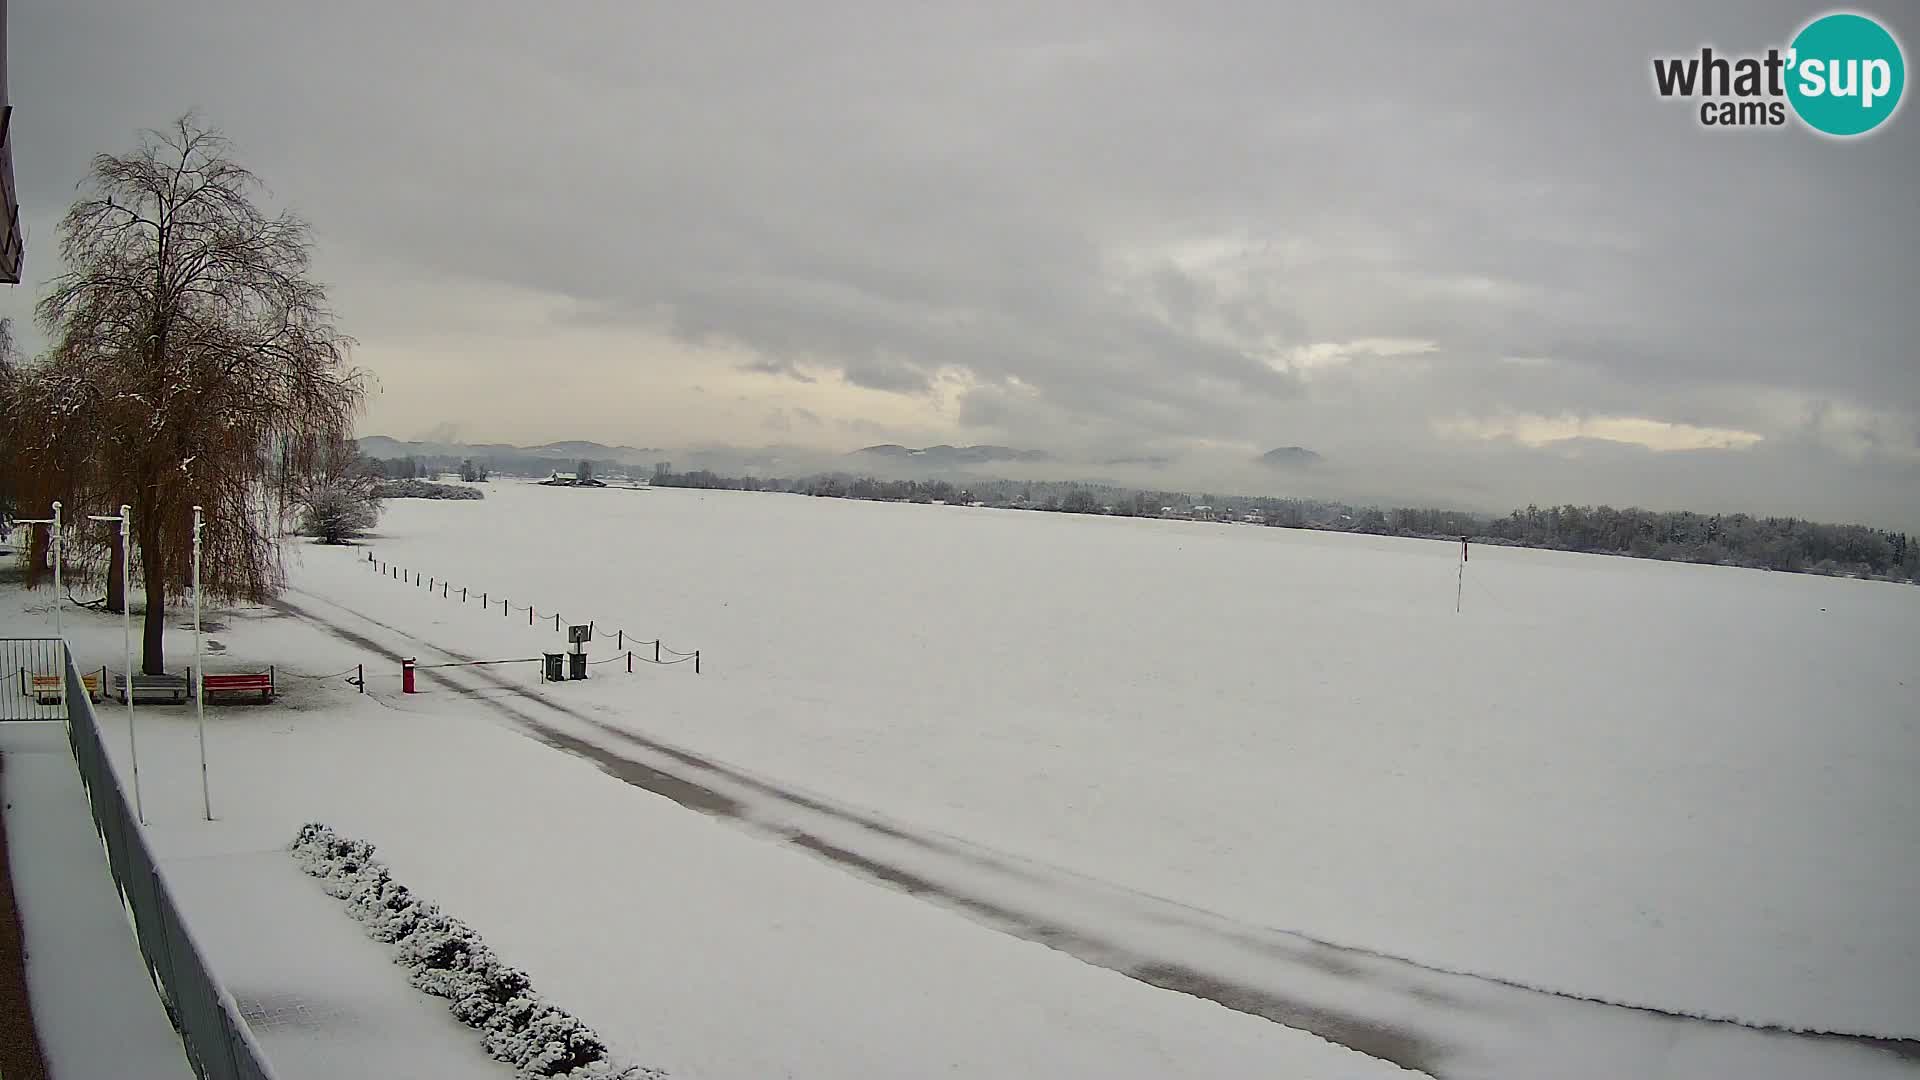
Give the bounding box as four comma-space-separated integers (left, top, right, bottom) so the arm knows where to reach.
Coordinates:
1, 637, 68, 720
61, 648, 281, 1080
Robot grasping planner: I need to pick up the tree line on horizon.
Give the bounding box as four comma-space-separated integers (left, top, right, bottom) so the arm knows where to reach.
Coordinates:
636, 466, 1920, 584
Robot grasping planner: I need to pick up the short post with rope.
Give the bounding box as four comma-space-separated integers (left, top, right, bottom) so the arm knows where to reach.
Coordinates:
1456, 536, 1468, 614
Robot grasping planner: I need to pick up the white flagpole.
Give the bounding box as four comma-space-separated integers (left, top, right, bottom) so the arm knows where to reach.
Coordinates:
194, 505, 210, 820
51, 501, 63, 647
88, 506, 140, 821
53, 502, 64, 713
17, 504, 67, 711
123, 505, 141, 823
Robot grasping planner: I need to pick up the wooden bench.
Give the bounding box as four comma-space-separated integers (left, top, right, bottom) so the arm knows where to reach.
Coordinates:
29, 672, 101, 704
112, 672, 191, 705
201, 668, 275, 703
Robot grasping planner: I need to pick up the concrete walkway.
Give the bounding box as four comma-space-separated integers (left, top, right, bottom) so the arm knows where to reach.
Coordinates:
0, 721, 195, 1080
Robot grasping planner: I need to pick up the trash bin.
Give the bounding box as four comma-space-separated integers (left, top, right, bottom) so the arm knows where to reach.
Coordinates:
543, 652, 564, 682
568, 651, 588, 680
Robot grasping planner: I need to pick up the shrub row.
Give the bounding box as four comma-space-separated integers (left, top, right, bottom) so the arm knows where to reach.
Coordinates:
372, 479, 486, 500
291, 823, 659, 1079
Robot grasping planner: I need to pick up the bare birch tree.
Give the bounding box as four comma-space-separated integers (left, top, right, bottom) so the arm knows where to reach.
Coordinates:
33, 114, 365, 673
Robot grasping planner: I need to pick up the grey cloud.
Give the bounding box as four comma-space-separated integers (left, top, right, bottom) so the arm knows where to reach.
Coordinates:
2, 1, 1915, 526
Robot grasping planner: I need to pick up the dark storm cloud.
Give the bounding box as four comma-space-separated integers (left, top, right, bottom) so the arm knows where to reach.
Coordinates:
2, 1, 1915, 525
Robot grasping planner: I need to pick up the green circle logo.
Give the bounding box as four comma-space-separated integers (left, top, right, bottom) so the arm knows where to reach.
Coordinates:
1786, 12, 1906, 136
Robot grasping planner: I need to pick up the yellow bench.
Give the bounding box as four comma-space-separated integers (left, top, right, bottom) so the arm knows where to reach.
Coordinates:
30, 672, 101, 704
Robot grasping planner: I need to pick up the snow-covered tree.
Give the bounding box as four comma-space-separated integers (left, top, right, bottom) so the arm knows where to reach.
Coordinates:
300, 443, 382, 544
32, 114, 365, 673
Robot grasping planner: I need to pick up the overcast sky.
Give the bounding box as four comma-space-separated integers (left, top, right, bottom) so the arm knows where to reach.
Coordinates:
4, 2, 1916, 526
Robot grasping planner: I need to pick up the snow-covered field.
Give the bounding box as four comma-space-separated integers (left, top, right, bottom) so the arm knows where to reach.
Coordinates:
6, 478, 1917, 1078
334, 482, 1919, 1031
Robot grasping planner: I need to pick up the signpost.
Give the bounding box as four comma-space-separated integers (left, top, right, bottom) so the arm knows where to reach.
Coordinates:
568, 624, 590, 680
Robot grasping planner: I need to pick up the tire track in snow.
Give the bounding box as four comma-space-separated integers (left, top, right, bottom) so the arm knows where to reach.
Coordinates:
274, 590, 1920, 1080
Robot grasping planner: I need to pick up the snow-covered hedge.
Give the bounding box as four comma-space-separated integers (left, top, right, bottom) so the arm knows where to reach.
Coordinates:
371, 479, 485, 500
291, 824, 660, 1079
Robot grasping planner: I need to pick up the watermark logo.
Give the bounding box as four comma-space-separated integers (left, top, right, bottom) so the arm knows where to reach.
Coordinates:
1652, 10, 1905, 137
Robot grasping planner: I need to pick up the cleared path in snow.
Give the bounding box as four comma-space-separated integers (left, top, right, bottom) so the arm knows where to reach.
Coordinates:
279, 587, 1920, 1080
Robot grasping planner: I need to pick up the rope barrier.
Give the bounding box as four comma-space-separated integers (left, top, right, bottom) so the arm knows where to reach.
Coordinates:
415, 657, 541, 670
366, 555, 700, 670
281, 666, 360, 680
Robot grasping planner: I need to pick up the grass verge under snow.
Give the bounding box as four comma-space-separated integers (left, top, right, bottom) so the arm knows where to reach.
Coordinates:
291, 824, 660, 1080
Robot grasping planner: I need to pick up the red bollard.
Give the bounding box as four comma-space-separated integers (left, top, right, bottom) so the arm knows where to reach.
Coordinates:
402, 657, 417, 694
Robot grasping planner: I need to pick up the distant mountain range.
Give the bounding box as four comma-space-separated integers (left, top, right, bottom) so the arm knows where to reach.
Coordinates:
850, 444, 1054, 466
1257, 446, 1323, 468
357, 436, 665, 465
356, 434, 1326, 479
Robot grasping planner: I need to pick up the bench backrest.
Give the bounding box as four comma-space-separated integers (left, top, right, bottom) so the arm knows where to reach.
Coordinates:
204, 673, 272, 688
29, 673, 97, 690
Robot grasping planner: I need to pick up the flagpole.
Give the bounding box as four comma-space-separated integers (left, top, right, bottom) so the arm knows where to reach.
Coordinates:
194, 505, 210, 820
53, 502, 63, 713
16, 505, 69, 711
50, 501, 62, 649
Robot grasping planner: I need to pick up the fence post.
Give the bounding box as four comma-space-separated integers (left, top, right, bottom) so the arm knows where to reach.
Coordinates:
357, 663, 364, 694
627, 651, 632, 673
654, 641, 660, 664
443, 582, 448, 598
529, 606, 534, 625
462, 587, 468, 602
554, 613, 561, 631
694, 651, 701, 675
616, 629, 623, 649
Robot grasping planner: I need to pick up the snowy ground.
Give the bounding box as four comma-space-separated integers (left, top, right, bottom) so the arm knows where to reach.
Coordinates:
4, 480, 1917, 1078
328, 482, 1919, 1034
0, 721, 194, 1080
3, 584, 1406, 1077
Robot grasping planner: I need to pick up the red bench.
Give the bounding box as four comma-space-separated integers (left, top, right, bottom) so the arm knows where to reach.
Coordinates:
201, 668, 275, 702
